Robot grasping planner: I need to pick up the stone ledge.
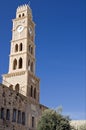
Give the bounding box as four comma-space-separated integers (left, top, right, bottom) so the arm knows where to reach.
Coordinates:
3, 71, 26, 78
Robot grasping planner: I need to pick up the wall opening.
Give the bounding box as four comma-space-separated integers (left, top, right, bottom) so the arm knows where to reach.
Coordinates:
31, 62, 33, 72
15, 44, 18, 52
31, 47, 33, 55
22, 13, 25, 17
0, 108, 4, 119
19, 14, 21, 18
9, 84, 13, 90
28, 60, 30, 70
6, 109, 10, 120
13, 59, 17, 70
31, 85, 33, 97
22, 112, 25, 125
17, 110, 21, 123
34, 88, 36, 99
19, 43, 23, 51
12, 109, 17, 122
15, 84, 19, 92
32, 116, 35, 128
19, 58, 23, 69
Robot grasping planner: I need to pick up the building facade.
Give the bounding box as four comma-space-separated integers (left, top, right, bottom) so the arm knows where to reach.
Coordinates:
0, 4, 47, 130
70, 120, 86, 130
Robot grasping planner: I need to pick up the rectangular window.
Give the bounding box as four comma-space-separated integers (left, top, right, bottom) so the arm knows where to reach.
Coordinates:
6, 109, 10, 120
12, 109, 16, 122
1, 108, 4, 119
32, 116, 35, 128
22, 112, 25, 125
17, 110, 21, 123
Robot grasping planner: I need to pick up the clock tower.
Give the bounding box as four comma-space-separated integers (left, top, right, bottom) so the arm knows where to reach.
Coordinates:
3, 5, 40, 103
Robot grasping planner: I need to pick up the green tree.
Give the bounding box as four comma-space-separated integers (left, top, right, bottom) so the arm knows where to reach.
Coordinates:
37, 109, 73, 130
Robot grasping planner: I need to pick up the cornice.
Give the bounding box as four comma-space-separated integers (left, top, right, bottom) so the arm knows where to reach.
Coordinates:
9, 52, 35, 61
3, 71, 26, 78
10, 51, 27, 56
12, 16, 27, 21
28, 70, 40, 82
11, 37, 27, 42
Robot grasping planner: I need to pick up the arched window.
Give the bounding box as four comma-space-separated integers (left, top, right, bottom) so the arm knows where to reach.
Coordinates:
31, 47, 33, 55
22, 112, 25, 125
31, 85, 33, 97
29, 45, 33, 55
1, 108, 4, 119
34, 88, 36, 99
32, 116, 35, 128
13, 59, 17, 70
19, 14, 21, 18
31, 36, 34, 42
15, 83, 19, 92
15, 44, 18, 52
31, 62, 33, 72
19, 58, 23, 69
19, 43, 23, 51
6, 109, 10, 120
28, 60, 30, 70
9, 85, 13, 90
29, 45, 31, 52
12, 109, 17, 122
17, 110, 21, 123
22, 13, 25, 17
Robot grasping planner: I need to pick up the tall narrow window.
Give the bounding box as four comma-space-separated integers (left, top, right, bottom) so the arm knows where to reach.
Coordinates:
19, 43, 22, 51
28, 60, 30, 70
31, 36, 34, 42
17, 110, 21, 124
29, 45, 33, 55
9, 84, 13, 90
0, 108, 4, 119
22, 13, 25, 17
6, 109, 10, 120
22, 112, 25, 125
15, 44, 18, 52
15, 84, 19, 92
34, 88, 36, 99
31, 86, 33, 97
19, 14, 21, 18
31, 62, 33, 72
32, 116, 35, 128
31, 47, 33, 55
13, 59, 17, 70
19, 58, 23, 69
29, 45, 31, 52
12, 109, 16, 122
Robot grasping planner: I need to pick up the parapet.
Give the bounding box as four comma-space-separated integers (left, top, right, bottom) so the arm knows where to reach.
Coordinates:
17, 4, 32, 14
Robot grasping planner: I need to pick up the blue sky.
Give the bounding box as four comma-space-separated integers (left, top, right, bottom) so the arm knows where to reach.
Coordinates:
0, 0, 85, 120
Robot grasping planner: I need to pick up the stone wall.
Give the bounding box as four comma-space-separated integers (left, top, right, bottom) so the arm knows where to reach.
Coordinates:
0, 83, 27, 130
70, 120, 86, 129
0, 84, 47, 130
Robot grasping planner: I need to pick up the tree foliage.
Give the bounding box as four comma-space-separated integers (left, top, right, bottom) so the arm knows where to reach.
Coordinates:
37, 109, 73, 130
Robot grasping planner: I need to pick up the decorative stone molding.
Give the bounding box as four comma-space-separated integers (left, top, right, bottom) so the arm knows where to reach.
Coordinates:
3, 71, 26, 78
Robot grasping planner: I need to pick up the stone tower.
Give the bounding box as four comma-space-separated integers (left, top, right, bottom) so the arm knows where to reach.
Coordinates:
3, 5, 40, 103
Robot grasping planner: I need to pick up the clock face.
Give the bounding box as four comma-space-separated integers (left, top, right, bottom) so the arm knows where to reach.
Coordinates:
17, 25, 24, 33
